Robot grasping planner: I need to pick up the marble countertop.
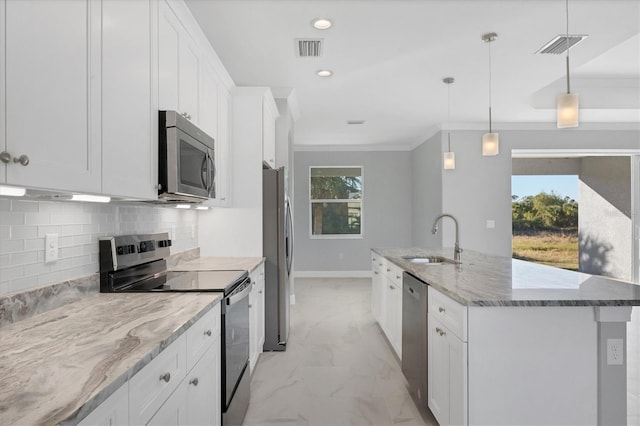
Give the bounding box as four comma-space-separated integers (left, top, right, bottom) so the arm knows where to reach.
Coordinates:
373, 247, 640, 307
0, 292, 222, 425
171, 256, 265, 273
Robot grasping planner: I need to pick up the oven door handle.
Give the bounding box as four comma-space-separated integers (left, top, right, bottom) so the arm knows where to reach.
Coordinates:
226, 280, 252, 306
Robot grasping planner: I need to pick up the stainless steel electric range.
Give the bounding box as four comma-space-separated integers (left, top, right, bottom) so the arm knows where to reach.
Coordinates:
99, 233, 251, 426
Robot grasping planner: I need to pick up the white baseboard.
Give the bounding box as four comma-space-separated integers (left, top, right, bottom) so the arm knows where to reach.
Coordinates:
293, 270, 372, 279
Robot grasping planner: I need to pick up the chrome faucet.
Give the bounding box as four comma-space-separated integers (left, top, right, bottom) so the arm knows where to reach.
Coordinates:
432, 213, 462, 263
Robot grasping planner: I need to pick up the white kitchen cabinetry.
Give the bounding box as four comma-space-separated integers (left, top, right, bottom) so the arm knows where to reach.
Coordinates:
262, 105, 277, 169
82, 303, 221, 426
428, 286, 468, 426
1, 0, 101, 192
249, 262, 266, 372
370, 252, 402, 359
101, 0, 157, 199
371, 254, 385, 324
77, 383, 128, 426
214, 90, 231, 206
158, 0, 199, 125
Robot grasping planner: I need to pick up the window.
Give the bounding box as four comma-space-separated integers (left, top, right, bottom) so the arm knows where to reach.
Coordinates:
310, 166, 363, 237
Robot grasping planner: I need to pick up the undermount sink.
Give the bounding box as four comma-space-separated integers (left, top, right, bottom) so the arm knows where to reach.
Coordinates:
401, 255, 456, 265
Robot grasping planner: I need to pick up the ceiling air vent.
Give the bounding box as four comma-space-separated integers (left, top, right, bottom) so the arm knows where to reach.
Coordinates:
347, 120, 366, 125
536, 35, 587, 54
295, 39, 323, 57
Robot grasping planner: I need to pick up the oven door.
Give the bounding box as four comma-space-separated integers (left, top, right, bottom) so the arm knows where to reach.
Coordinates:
165, 127, 214, 199
222, 279, 251, 409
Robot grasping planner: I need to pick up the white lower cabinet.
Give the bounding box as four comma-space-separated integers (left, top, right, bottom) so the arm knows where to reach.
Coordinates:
249, 262, 265, 372
370, 252, 402, 359
428, 287, 467, 426
77, 382, 128, 426
81, 304, 221, 426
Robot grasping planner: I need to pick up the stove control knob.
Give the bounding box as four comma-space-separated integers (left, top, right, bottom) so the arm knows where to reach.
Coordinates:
116, 246, 124, 255
139, 242, 147, 253
129, 244, 136, 254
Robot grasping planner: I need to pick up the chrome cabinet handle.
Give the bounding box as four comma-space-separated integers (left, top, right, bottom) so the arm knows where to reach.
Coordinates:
159, 372, 171, 383
396, 275, 401, 279
389, 285, 394, 290
438, 307, 445, 313
0, 152, 11, 164
189, 377, 199, 386
14, 155, 29, 166
249, 304, 252, 308
374, 271, 378, 275
220, 197, 226, 201
436, 327, 446, 336
258, 290, 263, 294
204, 329, 212, 337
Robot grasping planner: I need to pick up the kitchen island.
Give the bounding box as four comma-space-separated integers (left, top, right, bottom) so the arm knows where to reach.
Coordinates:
373, 247, 640, 426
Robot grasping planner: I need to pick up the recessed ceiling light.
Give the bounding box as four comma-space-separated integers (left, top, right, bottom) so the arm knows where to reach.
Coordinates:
317, 69, 333, 77
195, 206, 209, 210
176, 204, 191, 209
312, 18, 332, 30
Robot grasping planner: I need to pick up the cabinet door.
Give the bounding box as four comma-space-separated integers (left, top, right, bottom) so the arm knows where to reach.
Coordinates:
215, 90, 230, 205
78, 383, 128, 426
186, 343, 221, 426
384, 278, 400, 353
372, 267, 386, 326
256, 265, 265, 351
4, 0, 101, 192
101, 0, 156, 199
262, 106, 276, 168
428, 315, 450, 426
146, 382, 188, 426
178, 33, 200, 125
199, 62, 219, 140
158, 0, 180, 112
249, 281, 258, 372
449, 334, 467, 426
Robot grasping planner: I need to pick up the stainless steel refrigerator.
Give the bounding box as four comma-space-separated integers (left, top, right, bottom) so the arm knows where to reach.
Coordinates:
262, 167, 293, 351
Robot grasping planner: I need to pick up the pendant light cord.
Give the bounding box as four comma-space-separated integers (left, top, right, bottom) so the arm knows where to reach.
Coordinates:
566, 0, 571, 94
447, 81, 451, 150
488, 38, 493, 133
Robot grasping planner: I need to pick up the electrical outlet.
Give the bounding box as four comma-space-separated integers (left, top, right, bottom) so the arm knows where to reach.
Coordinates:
45, 233, 59, 264
606, 338, 623, 365
486, 220, 495, 229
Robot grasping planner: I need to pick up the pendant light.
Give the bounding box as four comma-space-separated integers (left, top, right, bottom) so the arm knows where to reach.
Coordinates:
557, 0, 579, 128
482, 32, 499, 156
443, 77, 455, 170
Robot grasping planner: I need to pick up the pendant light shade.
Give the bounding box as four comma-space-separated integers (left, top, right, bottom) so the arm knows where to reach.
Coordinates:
482, 32, 499, 156
443, 151, 456, 170
443, 77, 456, 170
557, 0, 579, 128
557, 92, 579, 128
482, 132, 499, 156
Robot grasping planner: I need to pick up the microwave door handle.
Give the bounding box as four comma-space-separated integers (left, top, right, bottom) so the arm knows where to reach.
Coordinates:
200, 155, 208, 190
207, 154, 215, 195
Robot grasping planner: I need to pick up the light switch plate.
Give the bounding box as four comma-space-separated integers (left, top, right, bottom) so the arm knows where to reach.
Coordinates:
45, 233, 58, 263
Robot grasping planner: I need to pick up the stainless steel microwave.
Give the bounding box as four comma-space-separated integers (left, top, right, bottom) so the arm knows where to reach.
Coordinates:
158, 111, 215, 203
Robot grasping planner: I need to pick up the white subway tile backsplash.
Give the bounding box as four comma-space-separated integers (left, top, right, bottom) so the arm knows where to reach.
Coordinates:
0, 199, 198, 295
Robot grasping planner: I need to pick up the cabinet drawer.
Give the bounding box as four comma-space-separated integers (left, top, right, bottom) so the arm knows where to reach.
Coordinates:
129, 333, 187, 425
429, 286, 467, 341
385, 261, 403, 287
186, 303, 221, 372
371, 253, 385, 270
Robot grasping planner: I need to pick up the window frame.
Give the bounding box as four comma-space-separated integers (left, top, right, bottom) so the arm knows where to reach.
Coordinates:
308, 165, 364, 239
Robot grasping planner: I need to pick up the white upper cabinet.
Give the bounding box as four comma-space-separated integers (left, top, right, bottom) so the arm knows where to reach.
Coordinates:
199, 62, 219, 142
101, 0, 157, 199
2, 0, 101, 192
158, 0, 201, 126
158, 0, 180, 113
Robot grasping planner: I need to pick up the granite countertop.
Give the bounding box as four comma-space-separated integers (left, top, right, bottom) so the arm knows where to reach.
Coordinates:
373, 247, 640, 307
0, 292, 222, 425
171, 256, 265, 273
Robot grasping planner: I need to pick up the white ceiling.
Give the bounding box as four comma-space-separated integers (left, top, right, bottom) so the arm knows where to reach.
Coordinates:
185, 0, 640, 148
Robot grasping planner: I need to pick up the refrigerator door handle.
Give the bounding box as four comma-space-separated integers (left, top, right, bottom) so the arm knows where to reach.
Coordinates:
285, 197, 293, 276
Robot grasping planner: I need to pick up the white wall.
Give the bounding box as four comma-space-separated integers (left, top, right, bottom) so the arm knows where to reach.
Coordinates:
293, 150, 413, 272
0, 198, 197, 295
411, 132, 443, 247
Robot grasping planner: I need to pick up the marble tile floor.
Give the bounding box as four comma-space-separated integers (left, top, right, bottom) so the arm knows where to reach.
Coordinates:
244, 277, 437, 426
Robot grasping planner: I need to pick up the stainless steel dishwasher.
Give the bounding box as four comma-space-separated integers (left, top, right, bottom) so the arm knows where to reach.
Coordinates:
401, 271, 428, 407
